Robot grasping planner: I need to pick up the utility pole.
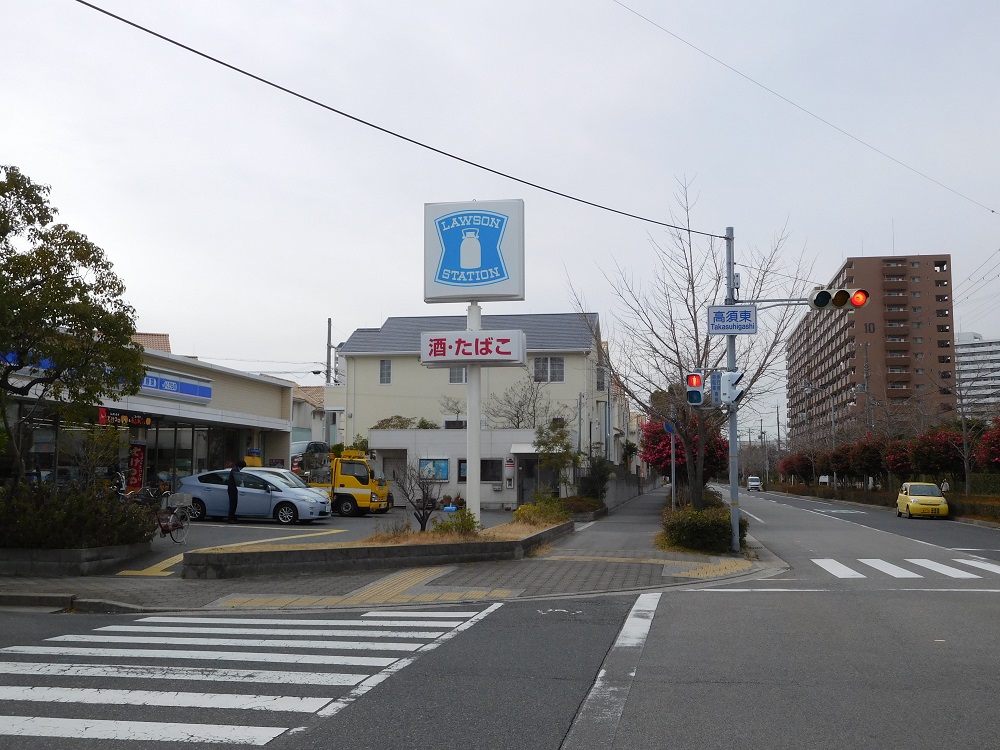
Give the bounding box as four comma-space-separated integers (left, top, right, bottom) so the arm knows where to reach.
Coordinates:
725, 227, 740, 552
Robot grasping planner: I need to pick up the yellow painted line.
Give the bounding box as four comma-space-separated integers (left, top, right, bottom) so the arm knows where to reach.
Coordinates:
116, 528, 347, 577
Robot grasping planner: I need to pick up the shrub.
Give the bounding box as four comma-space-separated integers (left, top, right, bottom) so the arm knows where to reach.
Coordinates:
431, 507, 482, 536
560, 496, 603, 514
661, 506, 748, 553
0, 481, 154, 549
578, 457, 615, 501
513, 488, 571, 526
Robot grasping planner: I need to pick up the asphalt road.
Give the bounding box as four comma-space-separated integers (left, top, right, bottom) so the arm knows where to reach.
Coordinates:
4, 488, 1000, 747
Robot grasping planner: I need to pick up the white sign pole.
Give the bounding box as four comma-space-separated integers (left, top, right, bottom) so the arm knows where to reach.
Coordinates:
466, 301, 482, 521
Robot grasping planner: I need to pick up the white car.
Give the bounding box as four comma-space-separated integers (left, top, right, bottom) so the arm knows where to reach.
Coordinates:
747, 476, 762, 491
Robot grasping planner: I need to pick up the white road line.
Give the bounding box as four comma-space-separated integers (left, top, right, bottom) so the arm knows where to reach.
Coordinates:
318, 602, 504, 717
99, 625, 446, 639
695, 588, 1000, 593
0, 716, 285, 744
361, 610, 479, 618
0, 661, 366, 686
857, 559, 923, 578
953, 559, 1000, 575
739, 509, 766, 524
812, 559, 866, 578
0, 686, 328, 713
561, 593, 661, 750
139, 616, 465, 628
49, 634, 422, 652
906, 559, 982, 578
2, 646, 395, 667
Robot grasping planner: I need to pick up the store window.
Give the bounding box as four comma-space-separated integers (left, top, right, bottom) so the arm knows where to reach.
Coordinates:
458, 458, 504, 483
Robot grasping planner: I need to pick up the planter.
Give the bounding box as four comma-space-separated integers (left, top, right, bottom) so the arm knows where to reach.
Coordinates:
0, 541, 152, 577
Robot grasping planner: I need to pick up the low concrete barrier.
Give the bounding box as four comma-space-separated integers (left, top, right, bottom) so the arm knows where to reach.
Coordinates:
0, 542, 152, 577
182, 521, 574, 580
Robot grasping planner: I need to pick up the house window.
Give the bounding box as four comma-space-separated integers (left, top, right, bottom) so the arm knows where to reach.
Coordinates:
449, 366, 467, 384
596, 367, 605, 391
379, 359, 391, 384
534, 357, 565, 383
458, 459, 504, 483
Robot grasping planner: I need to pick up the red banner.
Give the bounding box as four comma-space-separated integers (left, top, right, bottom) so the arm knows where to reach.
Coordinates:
126, 442, 146, 492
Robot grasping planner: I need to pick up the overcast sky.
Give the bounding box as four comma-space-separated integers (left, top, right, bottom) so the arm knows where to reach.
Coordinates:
4, 1, 998, 438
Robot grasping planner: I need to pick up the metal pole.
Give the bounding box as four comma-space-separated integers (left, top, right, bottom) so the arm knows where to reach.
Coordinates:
670, 426, 677, 511
467, 301, 482, 521
726, 227, 740, 552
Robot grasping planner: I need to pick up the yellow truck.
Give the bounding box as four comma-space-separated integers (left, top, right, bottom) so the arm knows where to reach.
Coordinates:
309, 449, 390, 517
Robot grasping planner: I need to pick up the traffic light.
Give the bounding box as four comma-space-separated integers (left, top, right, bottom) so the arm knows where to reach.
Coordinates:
720, 370, 745, 405
809, 287, 870, 310
685, 372, 704, 406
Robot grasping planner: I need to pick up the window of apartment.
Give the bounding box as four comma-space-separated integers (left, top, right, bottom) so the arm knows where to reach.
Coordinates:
912, 321, 922, 329
912, 306, 922, 313
937, 325, 951, 333
910, 261, 920, 268
916, 384, 925, 391
457, 459, 503, 483
941, 371, 952, 379
379, 359, 392, 384
914, 337, 923, 343
938, 355, 952, 363
938, 340, 952, 348
910, 276, 921, 283
449, 366, 467, 384
885, 274, 906, 281
935, 295, 950, 303
534, 356, 565, 383
915, 368, 925, 374
935, 279, 949, 287
934, 260, 948, 272
911, 291, 921, 298
936, 309, 950, 317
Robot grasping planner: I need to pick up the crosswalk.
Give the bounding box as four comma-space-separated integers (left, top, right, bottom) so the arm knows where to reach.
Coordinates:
811, 557, 1000, 579
0, 605, 501, 745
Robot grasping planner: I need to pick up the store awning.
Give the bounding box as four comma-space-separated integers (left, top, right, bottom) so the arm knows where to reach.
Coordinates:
509, 443, 539, 454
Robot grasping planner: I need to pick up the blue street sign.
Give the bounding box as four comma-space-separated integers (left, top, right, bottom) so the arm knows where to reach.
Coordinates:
663, 422, 674, 434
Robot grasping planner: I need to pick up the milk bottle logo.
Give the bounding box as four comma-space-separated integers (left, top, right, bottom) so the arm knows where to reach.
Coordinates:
434, 209, 510, 287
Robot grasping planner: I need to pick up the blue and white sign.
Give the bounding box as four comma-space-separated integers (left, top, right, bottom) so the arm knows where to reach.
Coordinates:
707, 305, 758, 335
140, 370, 213, 403
710, 371, 722, 404
424, 199, 525, 303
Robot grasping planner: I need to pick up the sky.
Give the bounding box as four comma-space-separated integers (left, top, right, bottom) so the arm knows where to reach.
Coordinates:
3, 0, 999, 441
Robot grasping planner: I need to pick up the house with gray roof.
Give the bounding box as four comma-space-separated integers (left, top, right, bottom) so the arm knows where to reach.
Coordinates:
325, 312, 631, 507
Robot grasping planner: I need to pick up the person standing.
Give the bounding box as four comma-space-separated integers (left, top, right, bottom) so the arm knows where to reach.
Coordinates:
227, 460, 246, 523
941, 479, 950, 493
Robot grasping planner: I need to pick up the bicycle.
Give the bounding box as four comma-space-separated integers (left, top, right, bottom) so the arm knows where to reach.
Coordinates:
113, 473, 190, 543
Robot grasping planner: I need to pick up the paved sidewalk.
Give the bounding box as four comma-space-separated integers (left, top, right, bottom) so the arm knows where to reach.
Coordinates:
0, 489, 760, 613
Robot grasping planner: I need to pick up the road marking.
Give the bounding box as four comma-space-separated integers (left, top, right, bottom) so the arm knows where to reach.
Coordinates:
695, 588, 1000, 593
139, 615, 466, 627
2, 646, 395, 667
906, 559, 981, 578
858, 559, 923, 578
50, 634, 424, 652
812, 559, 866, 578
99, 625, 447, 639
739, 509, 766, 524
316, 602, 504, 717
116, 528, 348, 577
954, 559, 1000, 575
0, 661, 365, 686
561, 593, 660, 750
0, 685, 329, 712
362, 610, 481, 618
0, 716, 285, 744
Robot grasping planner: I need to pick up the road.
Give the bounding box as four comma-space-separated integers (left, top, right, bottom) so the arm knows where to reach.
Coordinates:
2, 488, 1000, 747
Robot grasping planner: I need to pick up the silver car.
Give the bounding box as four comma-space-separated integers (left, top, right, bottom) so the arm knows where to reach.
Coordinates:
246, 467, 331, 504
178, 469, 332, 524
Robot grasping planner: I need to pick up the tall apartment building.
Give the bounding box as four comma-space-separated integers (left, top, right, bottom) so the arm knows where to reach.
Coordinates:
954, 332, 1000, 421
786, 254, 957, 450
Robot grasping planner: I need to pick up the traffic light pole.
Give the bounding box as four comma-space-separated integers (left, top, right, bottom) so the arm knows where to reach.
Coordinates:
725, 227, 740, 553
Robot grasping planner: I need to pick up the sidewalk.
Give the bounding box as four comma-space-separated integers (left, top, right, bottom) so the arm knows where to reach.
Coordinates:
0, 489, 760, 613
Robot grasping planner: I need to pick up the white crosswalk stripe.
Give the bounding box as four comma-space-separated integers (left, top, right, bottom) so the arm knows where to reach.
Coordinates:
811, 557, 999, 579
0, 605, 502, 744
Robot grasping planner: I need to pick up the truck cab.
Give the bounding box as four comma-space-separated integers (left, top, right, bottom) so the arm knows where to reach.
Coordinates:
308, 449, 390, 516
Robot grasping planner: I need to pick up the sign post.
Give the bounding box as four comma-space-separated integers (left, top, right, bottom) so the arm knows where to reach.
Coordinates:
424, 199, 525, 521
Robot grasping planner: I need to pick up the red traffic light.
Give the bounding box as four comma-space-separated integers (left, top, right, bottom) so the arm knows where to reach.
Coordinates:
850, 289, 869, 307
686, 373, 703, 388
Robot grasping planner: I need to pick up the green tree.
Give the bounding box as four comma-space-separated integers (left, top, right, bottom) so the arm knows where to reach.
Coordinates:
1, 166, 145, 481
534, 420, 581, 497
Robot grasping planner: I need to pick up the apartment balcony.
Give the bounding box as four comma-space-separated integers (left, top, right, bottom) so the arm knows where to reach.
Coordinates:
886, 353, 912, 365
884, 323, 910, 336
885, 337, 911, 348
883, 307, 910, 320
886, 370, 912, 383
882, 277, 908, 291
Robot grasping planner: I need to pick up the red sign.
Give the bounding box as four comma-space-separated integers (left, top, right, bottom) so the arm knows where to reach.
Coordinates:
126, 442, 146, 492
98, 408, 153, 427
419, 329, 526, 368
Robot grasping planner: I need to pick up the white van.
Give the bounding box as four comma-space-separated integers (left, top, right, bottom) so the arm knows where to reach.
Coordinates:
747, 476, 762, 491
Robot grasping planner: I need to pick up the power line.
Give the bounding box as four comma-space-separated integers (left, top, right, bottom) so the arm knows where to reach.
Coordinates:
73, 0, 727, 240
613, 0, 999, 217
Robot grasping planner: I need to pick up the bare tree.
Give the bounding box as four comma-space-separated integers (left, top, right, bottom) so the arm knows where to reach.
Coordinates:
571, 178, 811, 509
484, 372, 572, 429
439, 396, 466, 423
390, 460, 446, 531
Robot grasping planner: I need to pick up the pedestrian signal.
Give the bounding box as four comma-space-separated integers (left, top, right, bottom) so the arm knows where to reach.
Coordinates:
686, 372, 704, 406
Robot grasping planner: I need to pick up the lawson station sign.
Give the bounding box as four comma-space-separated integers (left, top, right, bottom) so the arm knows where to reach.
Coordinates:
424, 199, 525, 303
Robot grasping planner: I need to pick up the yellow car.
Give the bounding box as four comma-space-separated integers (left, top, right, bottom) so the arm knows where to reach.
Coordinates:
896, 482, 949, 519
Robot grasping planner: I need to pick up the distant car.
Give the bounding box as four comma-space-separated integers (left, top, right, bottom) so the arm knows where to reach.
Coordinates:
178, 469, 332, 524
747, 476, 762, 491
290, 440, 330, 479
896, 482, 949, 519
